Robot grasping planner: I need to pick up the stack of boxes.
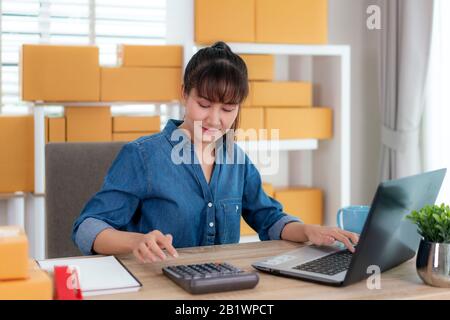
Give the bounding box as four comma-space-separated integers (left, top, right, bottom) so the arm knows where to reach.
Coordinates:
0, 226, 52, 299
102, 45, 182, 102
0, 44, 181, 193
237, 53, 333, 141
195, 0, 328, 44
21, 44, 183, 143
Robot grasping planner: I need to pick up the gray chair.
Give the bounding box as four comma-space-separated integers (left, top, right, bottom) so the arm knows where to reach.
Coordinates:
45, 142, 126, 258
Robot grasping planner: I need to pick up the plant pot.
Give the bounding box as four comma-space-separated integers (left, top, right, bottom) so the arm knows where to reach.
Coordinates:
416, 239, 450, 288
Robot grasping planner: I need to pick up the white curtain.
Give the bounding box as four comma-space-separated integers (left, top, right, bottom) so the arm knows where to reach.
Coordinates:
379, 0, 434, 181
422, 0, 450, 204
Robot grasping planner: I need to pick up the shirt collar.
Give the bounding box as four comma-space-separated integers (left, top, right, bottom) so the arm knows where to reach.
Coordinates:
163, 118, 233, 160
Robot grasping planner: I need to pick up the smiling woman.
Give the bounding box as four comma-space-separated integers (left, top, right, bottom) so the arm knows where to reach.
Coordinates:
71, 41, 359, 265
180, 41, 249, 141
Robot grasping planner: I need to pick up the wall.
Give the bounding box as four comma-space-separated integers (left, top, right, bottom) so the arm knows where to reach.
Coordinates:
328, 0, 381, 208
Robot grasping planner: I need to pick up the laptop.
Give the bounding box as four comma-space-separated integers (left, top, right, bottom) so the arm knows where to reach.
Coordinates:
252, 168, 447, 286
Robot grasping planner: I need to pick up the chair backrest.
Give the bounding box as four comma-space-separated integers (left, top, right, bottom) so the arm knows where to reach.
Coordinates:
45, 142, 126, 258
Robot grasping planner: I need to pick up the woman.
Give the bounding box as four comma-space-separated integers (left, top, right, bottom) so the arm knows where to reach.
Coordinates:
72, 41, 358, 263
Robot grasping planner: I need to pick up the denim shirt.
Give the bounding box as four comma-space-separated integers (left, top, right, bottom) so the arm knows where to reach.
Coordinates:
72, 119, 301, 255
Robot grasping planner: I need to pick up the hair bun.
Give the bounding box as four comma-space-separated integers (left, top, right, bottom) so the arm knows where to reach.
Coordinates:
211, 41, 232, 52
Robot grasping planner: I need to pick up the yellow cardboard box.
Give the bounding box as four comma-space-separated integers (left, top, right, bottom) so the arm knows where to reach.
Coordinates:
100, 67, 181, 102
21, 45, 100, 101
242, 82, 253, 107
0, 226, 28, 280
252, 82, 312, 107
0, 260, 53, 300
240, 183, 275, 236
112, 132, 159, 142
274, 187, 323, 225
118, 45, 183, 67
0, 116, 34, 192
265, 108, 333, 140
66, 107, 112, 142
195, 0, 255, 44
240, 55, 274, 81
48, 117, 66, 142
236, 107, 264, 141
256, 0, 328, 44
113, 116, 160, 133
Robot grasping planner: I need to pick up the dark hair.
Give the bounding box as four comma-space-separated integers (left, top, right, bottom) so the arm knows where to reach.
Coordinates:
183, 41, 248, 131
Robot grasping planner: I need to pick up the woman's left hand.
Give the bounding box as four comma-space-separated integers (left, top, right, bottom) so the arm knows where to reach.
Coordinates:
303, 225, 359, 252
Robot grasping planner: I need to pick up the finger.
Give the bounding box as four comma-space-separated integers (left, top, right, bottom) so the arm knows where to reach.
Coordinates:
322, 235, 335, 245
341, 230, 359, 245
139, 242, 158, 263
146, 239, 167, 261
133, 248, 145, 264
330, 231, 355, 253
156, 234, 179, 258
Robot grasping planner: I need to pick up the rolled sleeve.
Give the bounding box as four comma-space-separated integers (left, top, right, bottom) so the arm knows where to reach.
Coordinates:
268, 215, 302, 240
74, 218, 113, 255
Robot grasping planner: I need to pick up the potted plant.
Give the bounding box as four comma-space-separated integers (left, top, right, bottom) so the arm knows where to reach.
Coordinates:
407, 203, 450, 287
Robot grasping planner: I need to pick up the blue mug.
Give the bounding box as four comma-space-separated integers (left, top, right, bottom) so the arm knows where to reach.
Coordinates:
336, 205, 370, 234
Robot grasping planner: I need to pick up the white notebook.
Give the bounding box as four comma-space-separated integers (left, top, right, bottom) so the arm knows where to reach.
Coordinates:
37, 255, 142, 297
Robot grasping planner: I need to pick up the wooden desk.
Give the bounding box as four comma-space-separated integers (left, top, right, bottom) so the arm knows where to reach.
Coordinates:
85, 240, 450, 300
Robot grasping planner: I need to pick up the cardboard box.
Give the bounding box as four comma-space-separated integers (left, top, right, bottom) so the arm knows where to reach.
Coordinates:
195, 0, 255, 43
21, 44, 100, 101
66, 107, 112, 142
265, 108, 333, 140
240, 218, 256, 236
252, 82, 312, 107
274, 187, 323, 225
0, 116, 34, 192
118, 45, 183, 67
112, 132, 159, 142
113, 116, 160, 133
236, 107, 264, 141
48, 117, 66, 142
0, 226, 28, 280
256, 0, 328, 44
100, 67, 181, 102
0, 260, 53, 300
242, 82, 253, 107
240, 54, 274, 81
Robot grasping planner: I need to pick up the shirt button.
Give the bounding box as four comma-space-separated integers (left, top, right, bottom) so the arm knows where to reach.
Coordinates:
209, 222, 214, 228
207, 202, 213, 208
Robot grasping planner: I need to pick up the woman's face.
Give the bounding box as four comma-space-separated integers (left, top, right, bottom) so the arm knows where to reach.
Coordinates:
181, 88, 239, 144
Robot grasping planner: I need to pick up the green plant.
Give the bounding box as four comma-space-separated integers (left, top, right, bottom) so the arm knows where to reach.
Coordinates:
407, 203, 450, 243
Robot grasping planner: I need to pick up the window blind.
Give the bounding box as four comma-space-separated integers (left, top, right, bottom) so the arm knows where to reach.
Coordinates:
0, 0, 167, 115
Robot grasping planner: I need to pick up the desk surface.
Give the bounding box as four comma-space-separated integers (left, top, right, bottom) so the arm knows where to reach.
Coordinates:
84, 240, 450, 300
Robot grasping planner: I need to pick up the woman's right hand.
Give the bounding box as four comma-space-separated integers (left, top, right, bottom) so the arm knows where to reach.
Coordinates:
132, 230, 179, 263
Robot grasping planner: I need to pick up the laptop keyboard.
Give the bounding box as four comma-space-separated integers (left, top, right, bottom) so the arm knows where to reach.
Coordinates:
293, 250, 353, 276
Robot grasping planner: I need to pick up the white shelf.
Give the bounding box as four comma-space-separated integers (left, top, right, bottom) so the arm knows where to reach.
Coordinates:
197, 42, 350, 57
237, 139, 318, 151
31, 101, 180, 107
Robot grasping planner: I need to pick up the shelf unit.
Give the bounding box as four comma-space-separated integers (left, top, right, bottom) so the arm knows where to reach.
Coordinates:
28, 0, 351, 259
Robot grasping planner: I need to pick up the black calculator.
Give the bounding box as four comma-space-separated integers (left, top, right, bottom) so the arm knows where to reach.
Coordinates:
162, 262, 259, 294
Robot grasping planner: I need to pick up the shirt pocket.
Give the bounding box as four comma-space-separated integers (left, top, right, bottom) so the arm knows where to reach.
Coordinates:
219, 198, 242, 244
